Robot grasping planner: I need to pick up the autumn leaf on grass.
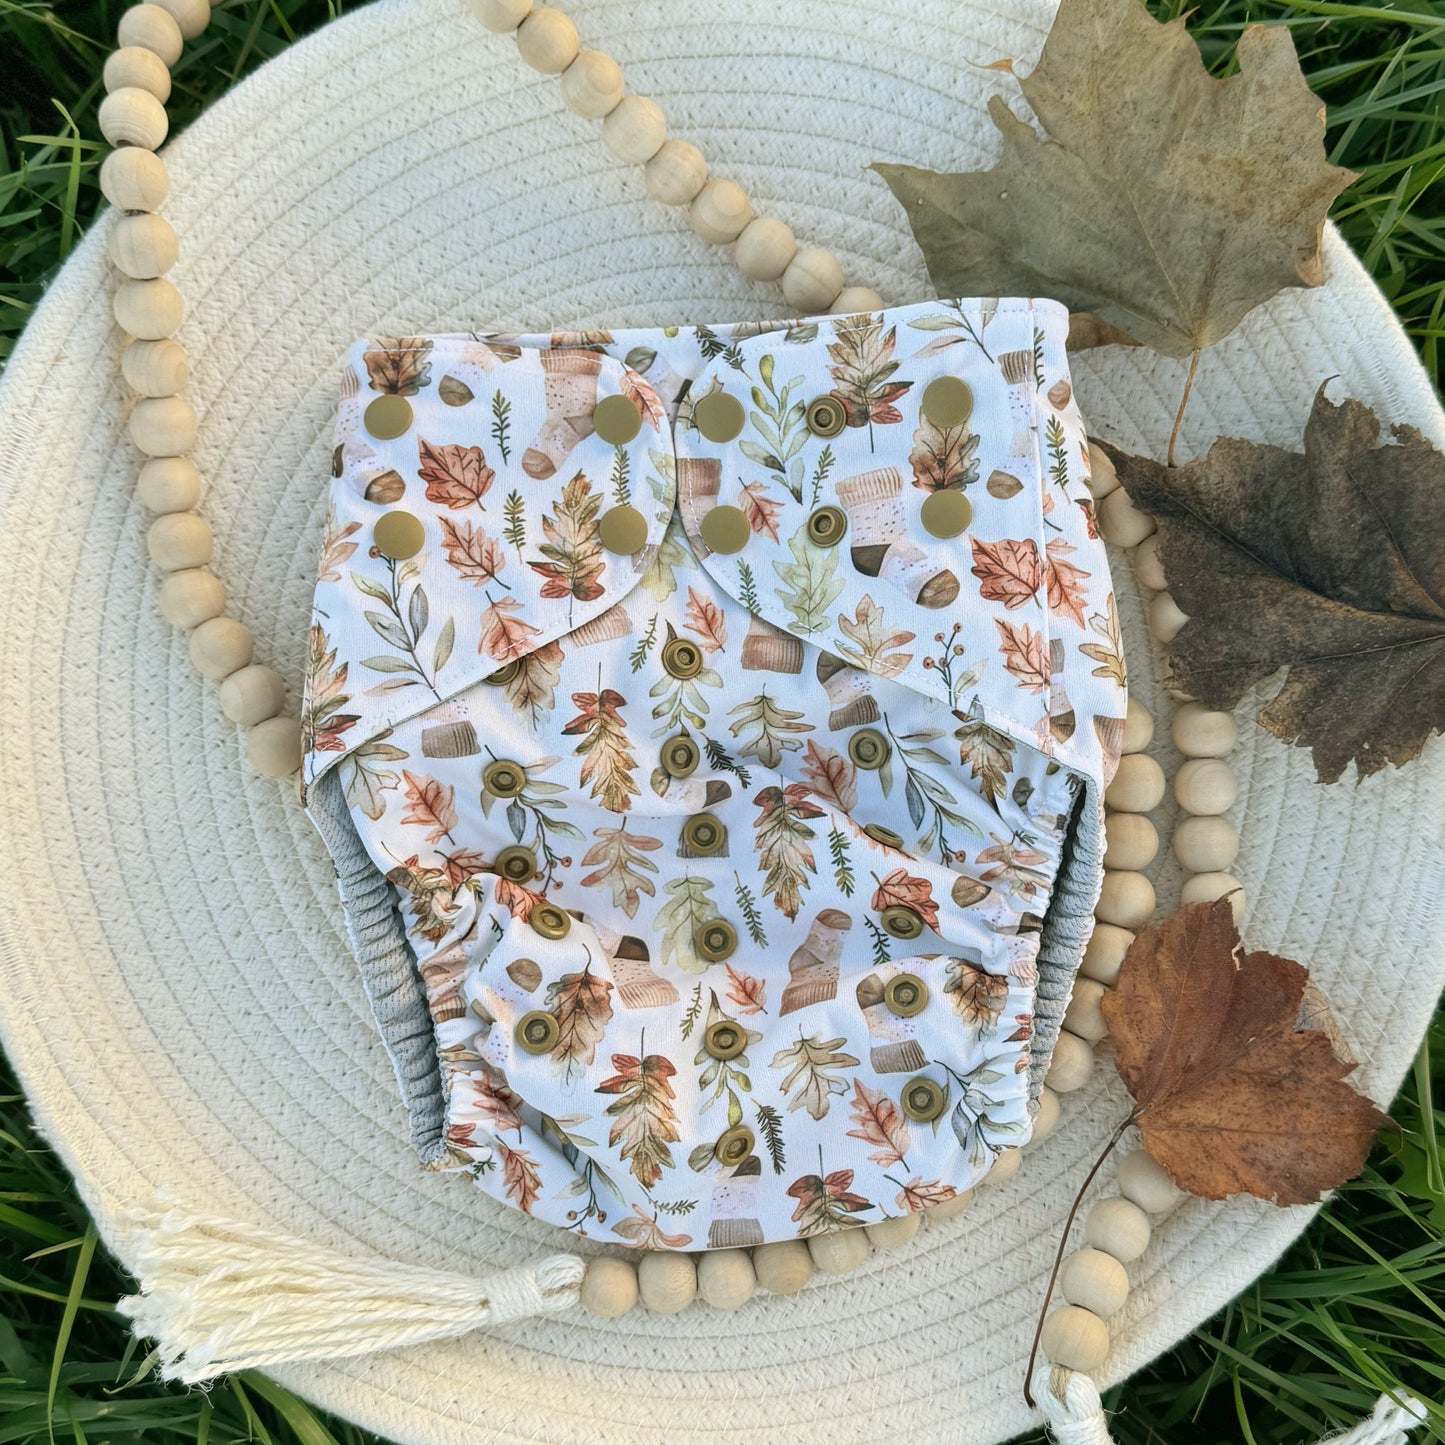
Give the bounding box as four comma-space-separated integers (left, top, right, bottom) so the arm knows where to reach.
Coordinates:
562, 688, 638, 813
786, 1168, 872, 1235
596, 1052, 680, 1189
440, 516, 505, 586
753, 784, 824, 920
1097, 388, 1445, 782
1102, 898, 1392, 1205
528, 471, 606, 602
399, 770, 457, 844
771, 1034, 859, 1120
995, 618, 1049, 693
544, 966, 613, 1077
801, 739, 857, 813
872, 0, 1355, 356
870, 868, 939, 931
579, 825, 660, 917
419, 439, 495, 509
971, 537, 1042, 610
683, 587, 728, 652
846, 1079, 911, 1167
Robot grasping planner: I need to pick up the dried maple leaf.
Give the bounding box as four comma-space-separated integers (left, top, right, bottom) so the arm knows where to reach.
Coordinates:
872, 0, 1356, 356
398, 769, 457, 844
1097, 386, 1445, 782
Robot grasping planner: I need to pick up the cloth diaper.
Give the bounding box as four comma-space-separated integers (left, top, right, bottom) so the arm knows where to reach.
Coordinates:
299, 295, 1126, 1251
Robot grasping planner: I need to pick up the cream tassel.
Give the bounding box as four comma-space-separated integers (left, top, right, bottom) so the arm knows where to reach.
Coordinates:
1316, 1394, 1429, 1445
116, 1203, 585, 1383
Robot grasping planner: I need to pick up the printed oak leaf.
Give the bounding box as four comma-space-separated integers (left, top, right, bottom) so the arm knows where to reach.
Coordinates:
826, 313, 913, 428
845, 1079, 911, 1167
363, 336, 432, 394
872, 0, 1356, 357
753, 784, 824, 920
909, 412, 980, 493
895, 1177, 957, 1213
579, 825, 661, 917
683, 587, 728, 652
944, 956, 1010, 1036
528, 471, 606, 602
738, 480, 782, 541
398, 769, 457, 844
1097, 387, 1445, 782
870, 868, 940, 931
478, 595, 541, 661
724, 962, 767, 1016
771, 1034, 859, 1121
439, 516, 505, 586
835, 594, 916, 677
595, 1052, 681, 1189
418, 439, 495, 510
995, 618, 1049, 693
1044, 537, 1090, 627
953, 718, 1015, 812
729, 691, 812, 769
562, 688, 639, 813
497, 1140, 542, 1214
544, 966, 614, 1078
800, 739, 857, 813
503, 641, 562, 724
786, 1168, 873, 1235
773, 524, 844, 634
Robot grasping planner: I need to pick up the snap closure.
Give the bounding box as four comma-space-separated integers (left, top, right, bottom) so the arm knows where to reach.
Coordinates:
703, 1019, 747, 1060
484, 659, 521, 686
695, 918, 738, 961
901, 1075, 946, 1122
693, 390, 745, 442
681, 813, 726, 857
529, 902, 571, 940
662, 636, 704, 679
593, 393, 642, 444
699, 504, 750, 555
920, 489, 972, 539
806, 505, 847, 547
598, 503, 648, 554
714, 1123, 754, 1167
805, 393, 847, 437
662, 734, 700, 778
884, 972, 928, 1017
863, 823, 904, 848
848, 728, 890, 770
363, 394, 412, 440
920, 376, 974, 428
515, 1009, 559, 1054
879, 905, 924, 941
372, 510, 424, 560
483, 759, 526, 797
494, 844, 537, 883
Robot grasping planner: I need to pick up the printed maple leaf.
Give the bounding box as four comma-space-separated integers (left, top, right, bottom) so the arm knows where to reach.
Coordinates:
835, 594, 916, 677
1102, 898, 1392, 1204
398, 769, 457, 843
738, 480, 782, 541
971, 536, 1043, 610
439, 847, 487, 889
683, 587, 728, 652
845, 1079, 911, 1167
439, 516, 505, 586
825, 313, 913, 427
497, 1139, 542, 1213
752, 784, 824, 920
785, 1168, 872, 1234
1098, 387, 1445, 782
909, 412, 980, 492
771, 1034, 859, 1120
953, 718, 1015, 812
995, 618, 1050, 693
418, 439, 495, 509
595, 1052, 680, 1188
544, 966, 613, 1077
944, 956, 1010, 1036
562, 688, 638, 813
869, 868, 940, 931
1044, 536, 1090, 627
895, 1177, 958, 1213
528, 470, 606, 601
362, 336, 432, 394
478, 595, 542, 661
579, 825, 660, 917
800, 739, 857, 813
724, 962, 767, 1015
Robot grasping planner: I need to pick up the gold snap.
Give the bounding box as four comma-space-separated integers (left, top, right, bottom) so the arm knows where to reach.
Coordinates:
529, 903, 571, 940
693, 390, 745, 443
594, 393, 643, 445
363, 394, 413, 440
662, 636, 704, 679
805, 394, 847, 438
806, 505, 848, 548
662, 735, 700, 778
704, 1019, 747, 1060
921, 376, 974, 429
483, 759, 526, 797
880, 905, 924, 941
900, 1075, 946, 1122
714, 1123, 755, 1167
372, 510, 425, 560
848, 728, 890, 771
695, 918, 738, 961
484, 659, 521, 686
515, 1009, 559, 1055
699, 504, 750, 555
863, 823, 904, 849
598, 503, 648, 555
920, 489, 972, 539
681, 813, 725, 857
494, 845, 537, 883
884, 972, 929, 1017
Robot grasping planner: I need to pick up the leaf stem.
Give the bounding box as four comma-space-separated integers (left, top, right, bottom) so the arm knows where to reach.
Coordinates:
1167, 349, 1201, 468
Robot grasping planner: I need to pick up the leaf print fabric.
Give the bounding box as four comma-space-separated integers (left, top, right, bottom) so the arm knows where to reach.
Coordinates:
300, 296, 1125, 1252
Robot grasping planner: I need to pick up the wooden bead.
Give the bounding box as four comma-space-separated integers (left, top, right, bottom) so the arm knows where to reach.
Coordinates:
1105, 753, 1165, 812
157, 567, 223, 628
137, 455, 200, 512
515, 7, 578, 73
1095, 870, 1156, 930
601, 94, 666, 163
114, 277, 184, 339
469, 0, 532, 31
1103, 811, 1158, 871
246, 715, 302, 778
1063, 977, 1110, 1043
117, 4, 184, 64
807, 1227, 868, 1275
1032, 1085, 1061, 1140
1174, 757, 1237, 815
1121, 695, 1154, 754
1134, 530, 1167, 591
1085, 1196, 1151, 1262
734, 216, 797, 281
560, 50, 624, 118
1148, 590, 1188, 643
865, 1212, 921, 1251
108, 212, 178, 278
98, 87, 169, 150
579, 1255, 638, 1317
644, 139, 707, 205
780, 246, 844, 313
636, 1251, 696, 1313
689, 178, 751, 244
188, 616, 254, 681
1081, 923, 1133, 987
128, 394, 196, 455
100, 146, 169, 211
696, 1248, 756, 1309
1097, 486, 1156, 549
1117, 1148, 1185, 1215
1041, 1305, 1111, 1371
1044, 1030, 1094, 1093
833, 286, 886, 313
147, 511, 211, 571
219, 664, 285, 725
1173, 814, 1239, 873
925, 1188, 972, 1221
103, 46, 171, 103
152, 0, 210, 38
752, 1239, 812, 1294
1180, 871, 1246, 923
1060, 1247, 1130, 1317
122, 337, 189, 396
980, 1149, 1022, 1186
1086, 442, 1120, 499
1172, 702, 1237, 758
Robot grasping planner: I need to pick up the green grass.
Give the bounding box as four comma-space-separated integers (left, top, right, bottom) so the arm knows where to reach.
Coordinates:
1, 1, 1443, 1441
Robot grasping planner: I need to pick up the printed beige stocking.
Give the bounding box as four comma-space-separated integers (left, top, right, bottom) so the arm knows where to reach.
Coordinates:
835, 467, 959, 608
815, 650, 880, 729
521, 349, 602, 479
778, 908, 852, 1014
855, 968, 928, 1073
707, 1154, 764, 1249
595, 926, 678, 1010
997, 349, 1038, 464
